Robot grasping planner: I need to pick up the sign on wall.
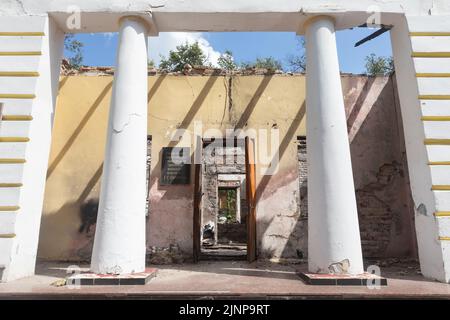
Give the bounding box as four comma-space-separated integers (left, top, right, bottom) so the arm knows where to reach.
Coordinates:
161, 147, 191, 185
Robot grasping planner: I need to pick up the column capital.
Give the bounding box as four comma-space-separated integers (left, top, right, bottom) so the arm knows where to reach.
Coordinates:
118, 14, 158, 36
297, 15, 335, 35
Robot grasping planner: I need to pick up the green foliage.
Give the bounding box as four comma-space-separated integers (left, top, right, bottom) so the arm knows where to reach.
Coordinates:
286, 37, 306, 72
218, 189, 237, 222
365, 53, 395, 76
159, 41, 206, 72
148, 59, 156, 69
239, 57, 283, 71
239, 61, 253, 69
64, 34, 84, 69
217, 50, 237, 70
226, 189, 237, 221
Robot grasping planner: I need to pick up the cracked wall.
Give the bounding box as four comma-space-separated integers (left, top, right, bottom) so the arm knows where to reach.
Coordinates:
345, 76, 417, 258
39, 74, 416, 261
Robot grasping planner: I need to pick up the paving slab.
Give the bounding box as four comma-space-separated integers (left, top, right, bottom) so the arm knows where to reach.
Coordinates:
0, 261, 449, 299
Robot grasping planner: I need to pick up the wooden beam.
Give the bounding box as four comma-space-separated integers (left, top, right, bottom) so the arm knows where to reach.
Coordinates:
245, 137, 257, 262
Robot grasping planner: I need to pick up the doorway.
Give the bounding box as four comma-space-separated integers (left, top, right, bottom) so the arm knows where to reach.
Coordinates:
202, 183, 247, 259
193, 137, 256, 262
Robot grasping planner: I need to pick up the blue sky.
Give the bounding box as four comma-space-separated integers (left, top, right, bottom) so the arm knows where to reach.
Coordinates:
66, 28, 392, 74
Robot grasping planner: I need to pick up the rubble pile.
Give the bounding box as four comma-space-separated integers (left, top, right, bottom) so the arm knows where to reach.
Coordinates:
146, 244, 184, 265
61, 60, 292, 76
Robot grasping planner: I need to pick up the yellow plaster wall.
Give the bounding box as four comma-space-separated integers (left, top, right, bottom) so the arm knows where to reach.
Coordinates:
39, 77, 112, 259
39, 74, 307, 260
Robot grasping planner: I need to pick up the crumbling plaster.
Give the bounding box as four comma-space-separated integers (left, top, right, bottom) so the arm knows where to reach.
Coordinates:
39, 74, 416, 263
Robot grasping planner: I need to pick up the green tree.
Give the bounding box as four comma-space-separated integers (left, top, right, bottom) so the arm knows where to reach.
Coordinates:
253, 57, 283, 71
217, 50, 237, 70
286, 37, 306, 72
64, 34, 84, 69
159, 41, 206, 72
148, 59, 156, 69
365, 53, 395, 76
239, 61, 253, 69
240, 57, 283, 71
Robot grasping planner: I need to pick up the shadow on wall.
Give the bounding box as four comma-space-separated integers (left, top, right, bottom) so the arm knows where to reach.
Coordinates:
78, 199, 98, 234
40, 74, 216, 262
147, 75, 220, 256
38, 75, 168, 262
46, 82, 112, 180
39, 162, 104, 261
38, 79, 112, 261
349, 76, 417, 259
255, 101, 306, 259
38, 74, 417, 263
262, 75, 417, 261
233, 75, 273, 130
40, 74, 277, 261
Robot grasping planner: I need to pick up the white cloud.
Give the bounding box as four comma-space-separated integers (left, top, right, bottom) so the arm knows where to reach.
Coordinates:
148, 32, 222, 67
101, 32, 116, 47
101, 32, 116, 40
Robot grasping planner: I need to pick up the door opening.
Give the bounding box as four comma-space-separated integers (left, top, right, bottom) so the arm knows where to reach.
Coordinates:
193, 137, 256, 261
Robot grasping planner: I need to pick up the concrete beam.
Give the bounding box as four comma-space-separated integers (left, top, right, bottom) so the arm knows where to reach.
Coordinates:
1, 0, 448, 33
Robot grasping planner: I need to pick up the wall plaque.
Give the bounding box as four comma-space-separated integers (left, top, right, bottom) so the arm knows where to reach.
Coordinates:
161, 147, 191, 185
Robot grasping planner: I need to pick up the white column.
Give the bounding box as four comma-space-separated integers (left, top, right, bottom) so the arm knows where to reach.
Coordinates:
305, 16, 364, 275
91, 16, 149, 274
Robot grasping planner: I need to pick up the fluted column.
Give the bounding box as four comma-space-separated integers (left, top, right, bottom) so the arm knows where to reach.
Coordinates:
305, 16, 364, 275
91, 16, 149, 274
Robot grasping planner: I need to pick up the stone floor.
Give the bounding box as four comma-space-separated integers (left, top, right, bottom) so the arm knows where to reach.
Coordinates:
0, 260, 449, 299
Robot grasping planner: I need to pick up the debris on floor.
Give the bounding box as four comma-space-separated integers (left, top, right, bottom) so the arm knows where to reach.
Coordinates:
269, 257, 305, 265
365, 258, 421, 276
147, 244, 184, 265
328, 259, 351, 274
50, 278, 67, 287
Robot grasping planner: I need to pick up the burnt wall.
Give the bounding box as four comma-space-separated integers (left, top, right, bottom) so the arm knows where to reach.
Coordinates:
40, 74, 416, 261
344, 76, 417, 258
295, 76, 416, 259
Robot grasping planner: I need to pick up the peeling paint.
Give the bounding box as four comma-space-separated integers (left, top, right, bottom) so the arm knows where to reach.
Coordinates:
417, 203, 427, 216
41, 74, 416, 263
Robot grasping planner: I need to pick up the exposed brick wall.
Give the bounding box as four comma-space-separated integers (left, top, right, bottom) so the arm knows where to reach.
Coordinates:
345, 76, 416, 258
43, 74, 416, 261
145, 136, 152, 216
356, 161, 408, 257
296, 139, 411, 258
297, 136, 308, 218
296, 79, 416, 259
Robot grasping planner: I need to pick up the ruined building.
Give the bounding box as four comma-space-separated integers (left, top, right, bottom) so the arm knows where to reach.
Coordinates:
1, 1, 450, 284
38, 70, 417, 267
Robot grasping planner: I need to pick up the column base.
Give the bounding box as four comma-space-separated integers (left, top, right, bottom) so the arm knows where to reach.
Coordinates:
67, 268, 157, 286
297, 271, 387, 286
